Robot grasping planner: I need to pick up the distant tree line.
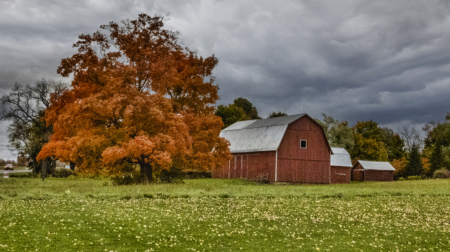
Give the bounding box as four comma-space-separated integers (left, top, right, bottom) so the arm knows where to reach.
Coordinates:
315, 113, 450, 179
0, 156, 28, 167
215, 97, 450, 180
0, 159, 16, 166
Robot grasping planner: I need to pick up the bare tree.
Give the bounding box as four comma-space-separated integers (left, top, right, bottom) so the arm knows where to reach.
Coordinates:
399, 125, 422, 153
0, 79, 67, 178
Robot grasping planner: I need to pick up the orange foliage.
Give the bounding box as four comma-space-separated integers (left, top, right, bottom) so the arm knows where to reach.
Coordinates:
390, 157, 407, 179
37, 14, 231, 179
422, 157, 430, 175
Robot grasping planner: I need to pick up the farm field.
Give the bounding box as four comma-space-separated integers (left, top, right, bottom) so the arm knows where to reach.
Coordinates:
0, 178, 449, 251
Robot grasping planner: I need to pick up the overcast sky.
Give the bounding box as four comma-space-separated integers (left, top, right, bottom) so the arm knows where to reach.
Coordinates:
1, 0, 450, 159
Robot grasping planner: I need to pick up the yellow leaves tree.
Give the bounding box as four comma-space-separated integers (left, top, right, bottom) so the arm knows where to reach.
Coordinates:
351, 121, 388, 161
352, 133, 388, 161
37, 14, 231, 180
422, 157, 430, 176
391, 157, 407, 179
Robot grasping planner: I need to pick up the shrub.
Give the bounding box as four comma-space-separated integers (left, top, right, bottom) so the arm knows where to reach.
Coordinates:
433, 169, 450, 179
158, 168, 182, 183
398, 177, 405, 181
183, 171, 211, 179
407, 176, 422, 180
54, 168, 74, 178
111, 170, 146, 185
10, 173, 32, 178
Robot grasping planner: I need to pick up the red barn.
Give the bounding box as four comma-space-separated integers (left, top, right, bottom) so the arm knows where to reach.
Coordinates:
351, 160, 395, 182
330, 147, 352, 183
212, 114, 334, 183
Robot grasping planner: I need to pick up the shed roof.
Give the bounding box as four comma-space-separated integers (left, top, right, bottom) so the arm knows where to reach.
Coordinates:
355, 160, 395, 171
220, 114, 331, 154
330, 147, 352, 167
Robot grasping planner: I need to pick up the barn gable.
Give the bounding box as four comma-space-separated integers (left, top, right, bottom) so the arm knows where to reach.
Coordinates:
276, 115, 332, 183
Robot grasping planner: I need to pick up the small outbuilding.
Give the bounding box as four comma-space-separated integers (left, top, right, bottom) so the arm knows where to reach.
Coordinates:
352, 160, 395, 182
330, 147, 352, 183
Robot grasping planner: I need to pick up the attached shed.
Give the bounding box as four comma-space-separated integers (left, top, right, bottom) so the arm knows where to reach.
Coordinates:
352, 160, 395, 182
330, 147, 352, 183
212, 114, 333, 184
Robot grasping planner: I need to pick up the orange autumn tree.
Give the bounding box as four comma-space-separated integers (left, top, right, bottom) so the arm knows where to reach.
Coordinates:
37, 14, 231, 180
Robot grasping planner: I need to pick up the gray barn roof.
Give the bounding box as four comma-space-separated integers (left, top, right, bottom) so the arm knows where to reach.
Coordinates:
220, 125, 288, 153
330, 147, 352, 167
220, 114, 331, 154
356, 160, 395, 171
220, 114, 305, 153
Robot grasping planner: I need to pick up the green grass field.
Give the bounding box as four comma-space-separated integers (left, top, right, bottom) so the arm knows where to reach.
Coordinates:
0, 178, 449, 251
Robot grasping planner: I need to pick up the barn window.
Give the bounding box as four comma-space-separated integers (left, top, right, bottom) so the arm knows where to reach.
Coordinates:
300, 140, 307, 149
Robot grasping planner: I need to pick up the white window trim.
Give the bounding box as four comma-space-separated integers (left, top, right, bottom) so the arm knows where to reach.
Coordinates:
300, 140, 307, 149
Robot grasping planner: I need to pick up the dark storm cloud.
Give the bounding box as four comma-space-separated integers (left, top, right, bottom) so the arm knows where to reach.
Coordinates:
1, 0, 450, 157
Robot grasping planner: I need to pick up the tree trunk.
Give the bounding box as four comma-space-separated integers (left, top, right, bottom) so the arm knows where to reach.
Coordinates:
51, 159, 56, 176
32, 159, 36, 174
41, 158, 48, 178
70, 161, 75, 171
139, 161, 153, 182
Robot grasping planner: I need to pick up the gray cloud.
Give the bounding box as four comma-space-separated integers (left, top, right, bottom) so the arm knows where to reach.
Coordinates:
1, 0, 450, 158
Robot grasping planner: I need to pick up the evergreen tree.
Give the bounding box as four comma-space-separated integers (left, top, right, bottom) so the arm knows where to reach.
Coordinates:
404, 144, 423, 177
429, 141, 443, 177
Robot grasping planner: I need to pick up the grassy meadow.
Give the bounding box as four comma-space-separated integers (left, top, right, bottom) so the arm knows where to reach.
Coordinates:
0, 178, 449, 251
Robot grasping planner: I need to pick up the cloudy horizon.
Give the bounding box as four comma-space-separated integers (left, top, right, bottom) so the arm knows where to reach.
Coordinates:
1, 0, 449, 159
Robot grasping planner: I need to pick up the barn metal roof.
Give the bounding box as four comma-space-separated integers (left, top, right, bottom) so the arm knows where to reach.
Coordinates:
220, 113, 332, 154
220, 114, 306, 153
330, 147, 352, 167
243, 114, 306, 129
356, 160, 395, 171
220, 125, 288, 153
